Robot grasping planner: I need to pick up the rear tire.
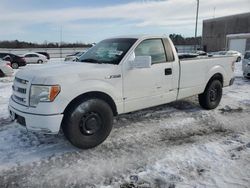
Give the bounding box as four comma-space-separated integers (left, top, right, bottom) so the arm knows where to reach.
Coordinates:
11, 62, 19, 69
62, 98, 113, 149
236, 56, 241, 62
198, 80, 222, 110
37, 60, 43, 64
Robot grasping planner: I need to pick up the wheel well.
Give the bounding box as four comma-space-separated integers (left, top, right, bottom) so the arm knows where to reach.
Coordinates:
208, 73, 223, 86
63, 91, 118, 116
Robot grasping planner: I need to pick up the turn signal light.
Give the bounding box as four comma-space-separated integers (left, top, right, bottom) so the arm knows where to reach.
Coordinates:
49, 85, 61, 101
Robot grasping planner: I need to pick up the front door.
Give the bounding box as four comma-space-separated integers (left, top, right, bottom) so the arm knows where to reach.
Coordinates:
123, 38, 174, 112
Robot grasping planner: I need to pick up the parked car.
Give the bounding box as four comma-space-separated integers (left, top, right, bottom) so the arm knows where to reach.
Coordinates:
36, 52, 50, 60
23, 52, 48, 64
64, 51, 86, 61
0, 59, 13, 77
9, 35, 236, 149
226, 51, 242, 62
209, 50, 242, 62
0, 52, 26, 69
195, 50, 207, 56
242, 51, 250, 78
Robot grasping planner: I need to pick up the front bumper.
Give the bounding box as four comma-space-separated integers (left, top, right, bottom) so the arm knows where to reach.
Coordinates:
9, 104, 63, 134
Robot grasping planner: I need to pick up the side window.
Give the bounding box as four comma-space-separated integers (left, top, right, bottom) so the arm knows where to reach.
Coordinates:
33, 54, 39, 57
135, 39, 166, 64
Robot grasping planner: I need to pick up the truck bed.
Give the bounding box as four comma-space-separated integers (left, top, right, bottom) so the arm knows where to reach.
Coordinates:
177, 55, 236, 99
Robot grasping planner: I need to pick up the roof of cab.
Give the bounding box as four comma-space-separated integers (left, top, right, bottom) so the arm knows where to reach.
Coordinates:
108, 34, 168, 40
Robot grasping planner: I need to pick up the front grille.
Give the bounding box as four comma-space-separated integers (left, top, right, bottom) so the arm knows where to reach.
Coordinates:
12, 77, 29, 106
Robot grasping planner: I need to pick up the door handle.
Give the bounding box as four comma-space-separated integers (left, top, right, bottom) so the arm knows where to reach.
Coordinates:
165, 68, 172, 75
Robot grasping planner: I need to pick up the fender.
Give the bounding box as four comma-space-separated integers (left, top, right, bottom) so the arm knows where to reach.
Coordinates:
62, 79, 123, 114
204, 65, 226, 90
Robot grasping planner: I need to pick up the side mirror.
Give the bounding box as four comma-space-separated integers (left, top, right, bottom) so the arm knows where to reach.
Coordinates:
132, 56, 152, 69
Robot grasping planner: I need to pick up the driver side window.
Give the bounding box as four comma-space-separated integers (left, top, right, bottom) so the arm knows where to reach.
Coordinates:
135, 39, 166, 64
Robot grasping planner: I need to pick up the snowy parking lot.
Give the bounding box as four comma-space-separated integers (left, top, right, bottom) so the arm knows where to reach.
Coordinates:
0, 60, 249, 188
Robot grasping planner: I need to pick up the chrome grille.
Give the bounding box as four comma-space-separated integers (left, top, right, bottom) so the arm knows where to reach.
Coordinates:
12, 77, 29, 106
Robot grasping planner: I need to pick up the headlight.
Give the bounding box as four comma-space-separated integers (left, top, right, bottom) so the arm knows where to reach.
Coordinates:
29, 85, 60, 107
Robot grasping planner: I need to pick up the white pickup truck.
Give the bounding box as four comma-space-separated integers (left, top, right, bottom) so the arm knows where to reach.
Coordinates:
9, 35, 236, 149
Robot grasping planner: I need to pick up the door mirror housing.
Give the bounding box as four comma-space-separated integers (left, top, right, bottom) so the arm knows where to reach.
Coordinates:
132, 56, 152, 69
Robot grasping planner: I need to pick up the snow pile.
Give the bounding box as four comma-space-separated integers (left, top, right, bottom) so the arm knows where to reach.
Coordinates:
0, 60, 249, 187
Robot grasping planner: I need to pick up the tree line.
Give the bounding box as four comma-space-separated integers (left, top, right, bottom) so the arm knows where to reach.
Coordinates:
0, 34, 201, 48
169, 34, 201, 45
0, 40, 92, 48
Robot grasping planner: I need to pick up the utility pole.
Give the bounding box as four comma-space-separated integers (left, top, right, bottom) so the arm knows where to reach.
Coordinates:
60, 26, 62, 59
195, 0, 199, 51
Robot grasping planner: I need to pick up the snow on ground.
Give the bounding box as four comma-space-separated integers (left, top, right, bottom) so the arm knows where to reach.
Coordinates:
0, 60, 249, 188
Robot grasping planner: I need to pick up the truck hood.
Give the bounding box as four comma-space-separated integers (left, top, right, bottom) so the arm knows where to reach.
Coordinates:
15, 61, 119, 85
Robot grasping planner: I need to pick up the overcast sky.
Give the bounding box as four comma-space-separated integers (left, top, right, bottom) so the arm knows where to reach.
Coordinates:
0, 0, 249, 43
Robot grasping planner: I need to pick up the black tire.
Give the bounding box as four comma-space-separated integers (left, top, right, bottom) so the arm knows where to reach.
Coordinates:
198, 80, 222, 110
11, 62, 19, 69
37, 60, 43, 64
62, 98, 113, 149
236, 56, 241, 62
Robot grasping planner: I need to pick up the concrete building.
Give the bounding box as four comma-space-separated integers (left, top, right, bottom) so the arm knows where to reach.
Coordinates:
202, 12, 250, 52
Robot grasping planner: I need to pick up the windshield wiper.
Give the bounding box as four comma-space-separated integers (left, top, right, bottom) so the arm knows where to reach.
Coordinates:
80, 58, 100, 63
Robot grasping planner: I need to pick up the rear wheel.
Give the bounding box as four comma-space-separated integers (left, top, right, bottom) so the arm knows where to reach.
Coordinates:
37, 60, 43, 64
62, 98, 113, 149
198, 80, 222, 110
11, 62, 19, 69
236, 56, 241, 62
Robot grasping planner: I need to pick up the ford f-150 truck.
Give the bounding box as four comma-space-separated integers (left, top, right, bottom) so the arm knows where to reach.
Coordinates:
9, 35, 236, 149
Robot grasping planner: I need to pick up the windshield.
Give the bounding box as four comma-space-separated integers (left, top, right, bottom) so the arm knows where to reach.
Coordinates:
78, 38, 137, 65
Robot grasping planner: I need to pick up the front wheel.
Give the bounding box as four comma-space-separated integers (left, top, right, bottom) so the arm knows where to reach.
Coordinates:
37, 60, 43, 64
198, 80, 222, 110
11, 62, 19, 69
62, 98, 113, 149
